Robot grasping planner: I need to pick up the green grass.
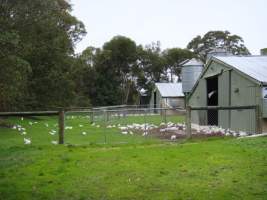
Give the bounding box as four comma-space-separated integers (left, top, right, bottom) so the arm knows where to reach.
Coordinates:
0, 114, 185, 147
0, 115, 267, 200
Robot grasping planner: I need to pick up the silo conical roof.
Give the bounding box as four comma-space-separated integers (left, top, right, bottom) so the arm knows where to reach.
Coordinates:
182, 58, 203, 66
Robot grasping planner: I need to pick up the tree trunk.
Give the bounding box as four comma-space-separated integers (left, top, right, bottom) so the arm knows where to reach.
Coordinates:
124, 81, 131, 104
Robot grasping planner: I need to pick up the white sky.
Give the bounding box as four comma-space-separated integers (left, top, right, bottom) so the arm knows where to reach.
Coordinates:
71, 0, 267, 55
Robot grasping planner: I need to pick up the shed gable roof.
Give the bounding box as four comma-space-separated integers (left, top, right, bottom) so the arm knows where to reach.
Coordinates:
213, 56, 267, 84
155, 83, 184, 97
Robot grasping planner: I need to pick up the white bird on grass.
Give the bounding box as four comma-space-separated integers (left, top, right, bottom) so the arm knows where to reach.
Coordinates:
51, 141, 58, 145
65, 126, 73, 130
142, 132, 148, 136
79, 124, 83, 127
239, 131, 247, 137
121, 131, 128, 135
171, 135, 177, 140
82, 131, 87, 135
24, 138, 31, 145
49, 130, 56, 135
119, 126, 127, 131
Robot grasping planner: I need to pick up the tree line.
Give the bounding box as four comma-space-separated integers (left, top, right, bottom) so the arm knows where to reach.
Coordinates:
0, 0, 250, 111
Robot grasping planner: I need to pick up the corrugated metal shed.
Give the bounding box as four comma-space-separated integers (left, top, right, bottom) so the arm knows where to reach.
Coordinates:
214, 56, 267, 84
188, 55, 267, 132
155, 83, 184, 97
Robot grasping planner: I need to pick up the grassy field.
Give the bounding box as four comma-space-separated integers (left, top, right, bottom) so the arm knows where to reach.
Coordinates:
0, 115, 267, 200
0, 114, 185, 147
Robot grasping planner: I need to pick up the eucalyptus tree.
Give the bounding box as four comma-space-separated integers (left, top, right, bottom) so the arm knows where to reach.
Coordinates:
0, 0, 86, 110
187, 30, 250, 61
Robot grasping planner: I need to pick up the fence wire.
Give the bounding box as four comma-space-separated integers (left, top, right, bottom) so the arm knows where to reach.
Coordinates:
64, 107, 186, 145
1, 104, 262, 146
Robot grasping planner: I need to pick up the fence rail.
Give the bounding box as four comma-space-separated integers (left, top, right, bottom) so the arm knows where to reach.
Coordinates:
190, 105, 257, 110
0, 111, 59, 117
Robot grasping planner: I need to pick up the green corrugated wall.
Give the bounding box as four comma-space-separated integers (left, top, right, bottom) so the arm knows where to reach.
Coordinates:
189, 60, 262, 133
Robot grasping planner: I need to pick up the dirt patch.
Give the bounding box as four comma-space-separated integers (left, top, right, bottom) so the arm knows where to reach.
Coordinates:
129, 125, 225, 140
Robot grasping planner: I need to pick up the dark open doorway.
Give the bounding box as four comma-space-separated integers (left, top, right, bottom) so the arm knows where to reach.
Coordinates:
153, 91, 157, 109
206, 76, 218, 125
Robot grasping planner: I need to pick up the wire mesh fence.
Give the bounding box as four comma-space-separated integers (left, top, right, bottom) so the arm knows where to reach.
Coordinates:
1, 104, 262, 146
63, 106, 186, 145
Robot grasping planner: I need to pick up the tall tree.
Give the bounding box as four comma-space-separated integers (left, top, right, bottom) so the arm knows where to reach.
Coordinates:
134, 42, 167, 101
187, 30, 250, 61
103, 36, 138, 104
0, 0, 86, 110
137, 42, 167, 83
93, 49, 122, 106
163, 48, 195, 82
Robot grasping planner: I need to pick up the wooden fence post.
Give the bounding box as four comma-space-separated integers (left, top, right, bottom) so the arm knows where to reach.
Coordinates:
90, 110, 94, 124
104, 109, 107, 144
164, 108, 167, 124
106, 110, 109, 122
144, 108, 147, 135
255, 105, 262, 134
186, 106, 191, 138
58, 109, 65, 144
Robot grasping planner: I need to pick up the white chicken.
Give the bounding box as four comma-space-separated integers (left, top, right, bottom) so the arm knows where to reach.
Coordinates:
24, 138, 31, 145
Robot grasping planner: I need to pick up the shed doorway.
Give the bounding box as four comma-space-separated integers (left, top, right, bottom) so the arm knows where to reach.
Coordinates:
206, 76, 218, 125
153, 91, 157, 109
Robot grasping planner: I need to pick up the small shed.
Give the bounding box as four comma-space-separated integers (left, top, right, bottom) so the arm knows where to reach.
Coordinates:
150, 83, 184, 109
188, 56, 267, 133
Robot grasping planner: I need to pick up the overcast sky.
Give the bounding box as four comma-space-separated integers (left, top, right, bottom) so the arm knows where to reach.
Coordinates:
71, 0, 267, 55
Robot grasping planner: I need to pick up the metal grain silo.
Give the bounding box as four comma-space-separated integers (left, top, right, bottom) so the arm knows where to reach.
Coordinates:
181, 58, 204, 94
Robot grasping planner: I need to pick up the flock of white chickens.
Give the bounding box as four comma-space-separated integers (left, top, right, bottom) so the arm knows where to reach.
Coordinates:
113, 121, 251, 140
11, 115, 255, 145
12, 117, 58, 145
